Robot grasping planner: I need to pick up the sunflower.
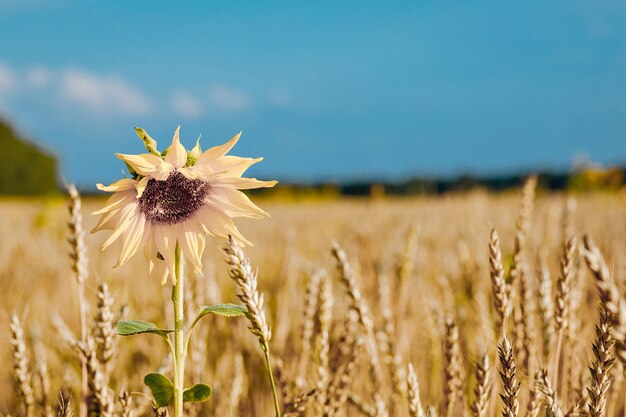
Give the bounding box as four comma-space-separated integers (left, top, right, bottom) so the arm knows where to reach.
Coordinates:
92, 127, 276, 284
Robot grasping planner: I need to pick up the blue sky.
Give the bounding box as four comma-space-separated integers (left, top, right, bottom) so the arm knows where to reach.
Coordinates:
1, 1, 625, 186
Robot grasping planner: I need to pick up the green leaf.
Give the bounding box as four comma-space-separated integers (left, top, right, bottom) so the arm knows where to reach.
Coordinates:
190, 304, 248, 330
117, 320, 173, 337
199, 303, 248, 318
183, 384, 212, 403
144, 373, 174, 408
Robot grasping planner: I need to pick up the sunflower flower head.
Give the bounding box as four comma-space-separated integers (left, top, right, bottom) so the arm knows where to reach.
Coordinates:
93, 126, 276, 285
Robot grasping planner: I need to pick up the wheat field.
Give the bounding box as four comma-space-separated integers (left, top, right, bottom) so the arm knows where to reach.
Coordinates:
1, 186, 626, 417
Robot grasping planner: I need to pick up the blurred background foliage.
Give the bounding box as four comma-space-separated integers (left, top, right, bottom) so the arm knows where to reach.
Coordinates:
0, 119, 59, 195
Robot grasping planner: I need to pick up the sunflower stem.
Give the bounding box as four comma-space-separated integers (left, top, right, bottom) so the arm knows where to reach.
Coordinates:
172, 245, 186, 417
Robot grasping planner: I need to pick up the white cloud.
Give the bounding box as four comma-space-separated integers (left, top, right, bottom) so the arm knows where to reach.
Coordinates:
0, 62, 17, 94
60, 69, 152, 115
171, 90, 203, 117
25, 67, 51, 89
209, 84, 251, 112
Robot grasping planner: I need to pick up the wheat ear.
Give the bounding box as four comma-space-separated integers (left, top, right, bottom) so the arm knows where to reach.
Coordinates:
377, 267, 406, 397
323, 311, 361, 417
331, 242, 383, 389
537, 368, 563, 417
586, 305, 616, 417
118, 390, 134, 417
582, 235, 626, 368
536, 251, 554, 360
74, 338, 113, 417
471, 354, 491, 417
443, 317, 463, 417
223, 235, 281, 417
10, 314, 35, 417
94, 283, 115, 373
55, 390, 73, 417
407, 363, 426, 417
316, 272, 333, 405
553, 236, 577, 385
489, 229, 510, 337
298, 270, 323, 384
526, 369, 542, 417
497, 336, 520, 417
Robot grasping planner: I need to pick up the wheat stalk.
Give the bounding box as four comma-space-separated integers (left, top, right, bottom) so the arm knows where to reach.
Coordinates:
67, 184, 88, 417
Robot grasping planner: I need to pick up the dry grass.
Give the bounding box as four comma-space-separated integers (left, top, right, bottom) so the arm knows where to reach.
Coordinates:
1, 189, 626, 416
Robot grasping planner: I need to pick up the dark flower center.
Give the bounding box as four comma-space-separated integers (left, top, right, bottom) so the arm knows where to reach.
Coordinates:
139, 171, 209, 225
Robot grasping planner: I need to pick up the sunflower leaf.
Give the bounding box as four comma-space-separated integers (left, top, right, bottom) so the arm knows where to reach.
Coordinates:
117, 320, 174, 337
183, 384, 212, 403
144, 373, 174, 407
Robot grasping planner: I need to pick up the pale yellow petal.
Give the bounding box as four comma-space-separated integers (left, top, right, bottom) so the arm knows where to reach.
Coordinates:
154, 225, 177, 285
92, 190, 135, 215
165, 126, 188, 169
210, 156, 263, 178
116, 153, 173, 180
195, 206, 230, 238
115, 212, 147, 267
196, 131, 241, 164
178, 167, 199, 179
179, 221, 205, 273
214, 177, 277, 190
222, 218, 252, 246
206, 187, 268, 219
142, 226, 157, 275
100, 202, 140, 251
96, 178, 137, 193
91, 207, 121, 232
135, 176, 151, 198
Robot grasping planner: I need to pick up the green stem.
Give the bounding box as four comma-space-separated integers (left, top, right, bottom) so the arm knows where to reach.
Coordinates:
172, 245, 186, 417
262, 344, 282, 417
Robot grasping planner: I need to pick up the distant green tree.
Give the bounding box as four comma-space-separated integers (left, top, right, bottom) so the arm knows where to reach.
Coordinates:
0, 119, 59, 195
